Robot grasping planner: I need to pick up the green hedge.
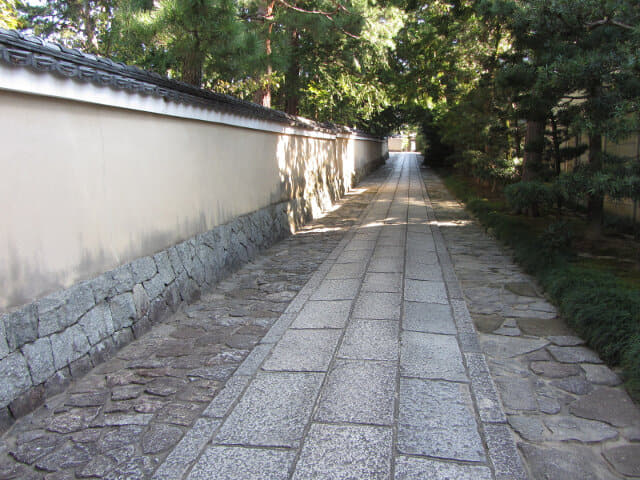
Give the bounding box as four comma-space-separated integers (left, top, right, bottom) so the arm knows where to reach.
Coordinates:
443, 174, 640, 400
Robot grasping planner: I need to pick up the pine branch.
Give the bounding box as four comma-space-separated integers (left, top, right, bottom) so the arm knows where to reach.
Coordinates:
274, 0, 360, 39
586, 17, 634, 31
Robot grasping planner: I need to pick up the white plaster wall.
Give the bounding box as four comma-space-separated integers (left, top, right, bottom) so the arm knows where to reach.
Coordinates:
0, 89, 384, 310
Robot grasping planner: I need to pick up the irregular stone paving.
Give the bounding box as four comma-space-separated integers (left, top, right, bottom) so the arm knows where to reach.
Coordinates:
151, 153, 524, 479
0, 169, 383, 479
424, 161, 640, 479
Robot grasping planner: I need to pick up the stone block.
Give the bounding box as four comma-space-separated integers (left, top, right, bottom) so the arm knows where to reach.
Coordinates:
79, 303, 115, 346
163, 282, 182, 313
398, 378, 484, 462
132, 283, 150, 318
326, 262, 367, 279
64, 282, 96, 324
262, 329, 340, 372
402, 302, 455, 334
315, 359, 396, 425
50, 324, 91, 369
21, 337, 55, 385
188, 446, 295, 480
4, 304, 38, 350
464, 353, 506, 423
368, 256, 404, 273
338, 319, 398, 361
191, 256, 207, 286
292, 424, 392, 480
401, 331, 466, 382
353, 292, 401, 320
215, 372, 323, 448
0, 315, 9, 359
361, 272, 402, 293
143, 274, 166, 301
109, 292, 137, 330
167, 246, 185, 275
236, 344, 272, 376
403, 279, 448, 304
130, 256, 157, 283
112, 264, 135, 293
0, 352, 32, 408
154, 251, 175, 285
394, 456, 492, 480
479, 424, 526, 480
202, 375, 250, 418
291, 301, 352, 329
309, 279, 360, 300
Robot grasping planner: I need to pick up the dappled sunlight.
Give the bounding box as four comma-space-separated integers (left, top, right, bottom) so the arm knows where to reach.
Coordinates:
294, 225, 347, 235
427, 220, 473, 227
276, 133, 385, 234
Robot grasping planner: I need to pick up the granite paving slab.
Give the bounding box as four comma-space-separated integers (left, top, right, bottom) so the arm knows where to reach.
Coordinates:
315, 359, 396, 425
292, 424, 393, 480
398, 378, 485, 461
214, 372, 323, 447
400, 331, 467, 381
262, 329, 341, 372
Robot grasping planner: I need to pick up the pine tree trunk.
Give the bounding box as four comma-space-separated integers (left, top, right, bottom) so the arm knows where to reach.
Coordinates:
551, 116, 561, 176
181, 49, 203, 87
586, 133, 604, 238
522, 118, 545, 181
284, 29, 300, 115
254, 0, 276, 108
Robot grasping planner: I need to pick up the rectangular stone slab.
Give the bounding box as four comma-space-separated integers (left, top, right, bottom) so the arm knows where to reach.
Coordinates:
352, 292, 401, 320
403, 279, 448, 304
292, 424, 393, 480
315, 359, 396, 425
402, 302, 456, 335
338, 320, 399, 361
215, 372, 323, 448
262, 329, 341, 372
400, 331, 467, 382
291, 301, 352, 329
398, 378, 485, 462
394, 456, 492, 480
186, 446, 296, 480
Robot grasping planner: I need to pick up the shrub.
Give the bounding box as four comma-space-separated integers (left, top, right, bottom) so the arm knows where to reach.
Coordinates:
504, 181, 556, 216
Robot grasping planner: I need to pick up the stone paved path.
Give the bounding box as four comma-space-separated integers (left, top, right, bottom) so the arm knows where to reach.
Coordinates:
424, 164, 640, 479
150, 153, 524, 480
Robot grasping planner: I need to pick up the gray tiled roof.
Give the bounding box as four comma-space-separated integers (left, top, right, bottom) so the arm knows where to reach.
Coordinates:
0, 28, 378, 137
